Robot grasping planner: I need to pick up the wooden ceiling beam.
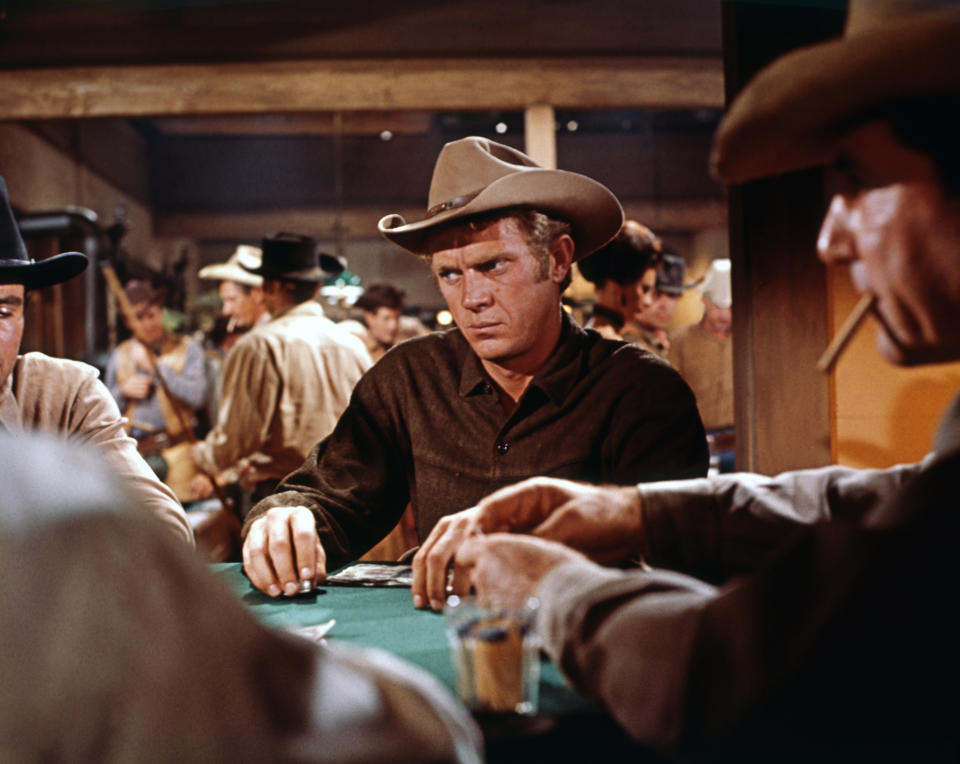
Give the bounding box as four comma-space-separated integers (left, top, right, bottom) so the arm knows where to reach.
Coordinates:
0, 57, 723, 121
150, 111, 434, 137
155, 199, 726, 242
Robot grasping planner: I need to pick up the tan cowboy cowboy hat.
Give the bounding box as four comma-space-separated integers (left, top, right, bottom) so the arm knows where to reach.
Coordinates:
711, 0, 960, 184
198, 245, 264, 288
378, 136, 623, 260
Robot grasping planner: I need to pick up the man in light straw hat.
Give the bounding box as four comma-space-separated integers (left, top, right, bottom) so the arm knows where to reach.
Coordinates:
0, 176, 192, 545
670, 259, 735, 471
198, 244, 271, 336
241, 137, 708, 600
188, 245, 271, 501
443, 1, 960, 758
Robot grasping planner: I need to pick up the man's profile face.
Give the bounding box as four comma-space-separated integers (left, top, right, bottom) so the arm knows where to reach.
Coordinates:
0, 283, 25, 388
364, 306, 401, 348
637, 289, 679, 331
818, 120, 960, 366
426, 217, 569, 369
219, 280, 264, 329
129, 301, 165, 347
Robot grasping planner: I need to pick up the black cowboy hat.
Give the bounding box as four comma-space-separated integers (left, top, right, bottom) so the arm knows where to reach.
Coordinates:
0, 177, 88, 290
243, 232, 346, 283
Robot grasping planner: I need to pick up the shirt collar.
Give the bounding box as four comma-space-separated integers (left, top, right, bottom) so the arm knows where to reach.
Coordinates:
0, 362, 21, 431
457, 311, 588, 405
273, 300, 325, 321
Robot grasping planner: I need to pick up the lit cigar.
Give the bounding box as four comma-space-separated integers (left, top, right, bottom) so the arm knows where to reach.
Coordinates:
816, 294, 877, 374
226, 315, 238, 333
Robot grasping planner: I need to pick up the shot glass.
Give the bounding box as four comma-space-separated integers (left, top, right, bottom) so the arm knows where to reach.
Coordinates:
443, 594, 540, 715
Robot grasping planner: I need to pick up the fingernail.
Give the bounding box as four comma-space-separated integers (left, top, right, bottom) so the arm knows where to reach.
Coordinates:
430, 599, 442, 611
283, 582, 298, 596
300, 567, 312, 580
413, 595, 424, 609
298, 580, 313, 594
268, 584, 281, 597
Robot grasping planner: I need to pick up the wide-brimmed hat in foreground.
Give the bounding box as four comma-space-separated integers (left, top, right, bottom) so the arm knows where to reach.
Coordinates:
378, 136, 623, 260
0, 176, 88, 290
198, 245, 264, 288
243, 233, 346, 283
711, 0, 960, 184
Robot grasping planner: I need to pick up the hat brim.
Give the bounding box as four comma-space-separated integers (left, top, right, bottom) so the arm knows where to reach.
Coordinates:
0, 251, 88, 290
242, 253, 345, 283
378, 167, 623, 261
711, 7, 960, 184
198, 262, 263, 287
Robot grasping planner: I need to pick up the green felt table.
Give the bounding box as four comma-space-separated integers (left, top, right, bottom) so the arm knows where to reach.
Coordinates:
213, 563, 655, 761
211, 562, 592, 717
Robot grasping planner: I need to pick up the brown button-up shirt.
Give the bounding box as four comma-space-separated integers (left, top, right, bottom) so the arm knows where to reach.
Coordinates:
246, 313, 708, 568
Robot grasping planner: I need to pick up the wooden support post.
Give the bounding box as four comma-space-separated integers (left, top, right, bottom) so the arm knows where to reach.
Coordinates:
524, 105, 556, 169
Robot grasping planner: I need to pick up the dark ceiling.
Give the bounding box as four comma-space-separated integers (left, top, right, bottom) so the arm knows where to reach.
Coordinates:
4, 0, 730, 275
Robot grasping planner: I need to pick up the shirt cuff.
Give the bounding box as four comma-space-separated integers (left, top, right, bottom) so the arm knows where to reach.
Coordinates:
534, 559, 628, 665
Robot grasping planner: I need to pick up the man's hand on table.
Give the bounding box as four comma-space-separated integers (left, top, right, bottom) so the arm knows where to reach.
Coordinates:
242, 506, 326, 597
412, 476, 646, 611
454, 533, 591, 609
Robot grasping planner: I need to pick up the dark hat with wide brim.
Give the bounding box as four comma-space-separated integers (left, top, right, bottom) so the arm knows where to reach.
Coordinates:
378, 136, 624, 261
243, 232, 346, 283
655, 253, 689, 297
711, 0, 960, 184
1, 177, 88, 290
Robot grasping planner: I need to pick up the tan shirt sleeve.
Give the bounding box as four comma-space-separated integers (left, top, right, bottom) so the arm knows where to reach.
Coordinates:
69, 370, 194, 546
192, 335, 280, 475
12, 354, 193, 546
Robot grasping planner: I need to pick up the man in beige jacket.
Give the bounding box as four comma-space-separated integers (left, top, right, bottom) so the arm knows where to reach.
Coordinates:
191, 232, 371, 505
0, 175, 192, 545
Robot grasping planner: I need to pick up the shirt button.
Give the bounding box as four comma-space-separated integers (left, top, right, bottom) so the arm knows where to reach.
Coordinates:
495, 441, 510, 455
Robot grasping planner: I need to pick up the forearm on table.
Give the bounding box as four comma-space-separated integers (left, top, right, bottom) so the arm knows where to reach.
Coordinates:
535, 559, 716, 751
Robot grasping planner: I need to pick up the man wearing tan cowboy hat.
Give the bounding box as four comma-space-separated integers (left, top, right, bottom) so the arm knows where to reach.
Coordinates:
0, 175, 192, 545
191, 232, 371, 506
198, 244, 271, 337
241, 136, 707, 600
441, 1, 960, 759
188, 244, 272, 501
